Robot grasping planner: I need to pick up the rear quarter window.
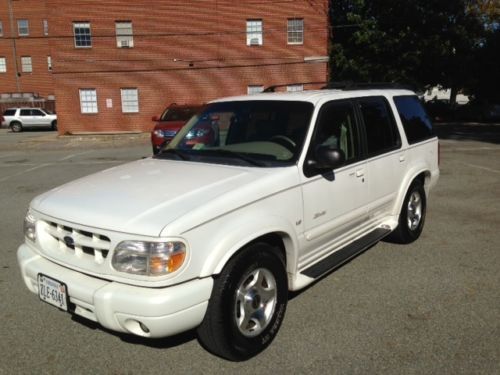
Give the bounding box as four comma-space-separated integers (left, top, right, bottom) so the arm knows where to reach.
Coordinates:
3, 109, 16, 116
394, 96, 435, 144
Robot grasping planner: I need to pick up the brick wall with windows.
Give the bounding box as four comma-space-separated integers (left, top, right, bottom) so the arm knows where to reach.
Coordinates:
2, 0, 328, 133
0, 0, 55, 97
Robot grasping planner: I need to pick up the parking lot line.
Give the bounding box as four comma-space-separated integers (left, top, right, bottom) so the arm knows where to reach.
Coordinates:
460, 162, 500, 174
0, 163, 52, 182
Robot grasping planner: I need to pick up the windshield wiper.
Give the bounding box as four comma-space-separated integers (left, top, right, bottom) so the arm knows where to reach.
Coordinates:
156, 148, 190, 161
201, 149, 267, 167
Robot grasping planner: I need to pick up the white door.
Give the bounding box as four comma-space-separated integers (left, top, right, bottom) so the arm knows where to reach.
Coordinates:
300, 100, 370, 263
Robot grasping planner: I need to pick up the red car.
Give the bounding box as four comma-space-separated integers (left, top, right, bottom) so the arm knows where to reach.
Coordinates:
151, 104, 202, 154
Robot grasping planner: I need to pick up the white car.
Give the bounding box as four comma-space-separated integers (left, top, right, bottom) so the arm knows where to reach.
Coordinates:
18, 86, 439, 360
2, 107, 57, 132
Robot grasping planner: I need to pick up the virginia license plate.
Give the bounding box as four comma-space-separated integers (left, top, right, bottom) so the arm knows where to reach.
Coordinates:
38, 274, 68, 311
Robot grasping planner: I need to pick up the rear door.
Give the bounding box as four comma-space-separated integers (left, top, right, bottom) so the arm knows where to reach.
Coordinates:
356, 96, 405, 223
19, 109, 35, 126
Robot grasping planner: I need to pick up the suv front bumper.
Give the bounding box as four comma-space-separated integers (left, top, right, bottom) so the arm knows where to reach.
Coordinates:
17, 243, 213, 338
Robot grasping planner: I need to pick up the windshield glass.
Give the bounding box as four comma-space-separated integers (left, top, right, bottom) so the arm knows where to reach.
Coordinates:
160, 106, 201, 121
156, 100, 314, 167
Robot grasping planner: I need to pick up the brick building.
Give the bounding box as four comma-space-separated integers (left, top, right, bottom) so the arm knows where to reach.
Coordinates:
1, 0, 329, 134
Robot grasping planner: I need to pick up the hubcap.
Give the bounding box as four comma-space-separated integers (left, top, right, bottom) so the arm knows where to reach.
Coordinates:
407, 191, 423, 231
235, 267, 277, 337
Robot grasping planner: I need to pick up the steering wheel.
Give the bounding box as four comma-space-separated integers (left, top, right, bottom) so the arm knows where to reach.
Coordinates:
269, 135, 296, 152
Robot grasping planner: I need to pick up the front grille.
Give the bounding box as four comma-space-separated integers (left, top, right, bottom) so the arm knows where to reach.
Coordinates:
44, 221, 111, 264
163, 130, 177, 138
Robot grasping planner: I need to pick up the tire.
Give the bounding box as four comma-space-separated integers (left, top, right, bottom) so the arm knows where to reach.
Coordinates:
10, 121, 23, 133
387, 179, 427, 244
51, 120, 57, 131
197, 243, 288, 361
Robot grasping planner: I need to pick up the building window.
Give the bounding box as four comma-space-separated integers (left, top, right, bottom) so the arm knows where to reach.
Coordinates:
0, 57, 6, 73
247, 85, 264, 95
43, 19, 49, 36
287, 18, 304, 44
121, 88, 139, 113
116, 21, 133, 48
79, 89, 98, 113
21, 56, 32, 72
0, 21, 3, 36
47, 56, 52, 71
73, 22, 92, 48
18, 19, 29, 36
246, 20, 263, 46
287, 84, 304, 92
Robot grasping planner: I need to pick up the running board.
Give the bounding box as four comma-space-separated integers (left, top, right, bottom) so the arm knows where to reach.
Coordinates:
301, 228, 391, 279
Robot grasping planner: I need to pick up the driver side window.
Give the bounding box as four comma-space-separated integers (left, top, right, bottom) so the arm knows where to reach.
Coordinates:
311, 100, 358, 164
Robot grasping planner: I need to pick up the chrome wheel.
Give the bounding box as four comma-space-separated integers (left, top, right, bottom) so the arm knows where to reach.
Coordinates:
407, 191, 422, 231
235, 267, 277, 337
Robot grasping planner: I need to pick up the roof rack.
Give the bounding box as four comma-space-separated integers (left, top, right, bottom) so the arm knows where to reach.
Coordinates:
263, 81, 327, 93
322, 81, 414, 91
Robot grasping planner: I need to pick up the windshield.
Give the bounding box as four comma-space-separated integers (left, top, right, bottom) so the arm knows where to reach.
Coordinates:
160, 106, 201, 121
155, 100, 314, 167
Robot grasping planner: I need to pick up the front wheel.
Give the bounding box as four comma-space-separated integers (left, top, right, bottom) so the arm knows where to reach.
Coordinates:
386, 179, 427, 244
10, 122, 23, 132
197, 243, 288, 361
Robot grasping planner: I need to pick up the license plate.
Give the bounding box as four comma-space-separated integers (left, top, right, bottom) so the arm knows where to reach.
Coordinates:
38, 274, 68, 311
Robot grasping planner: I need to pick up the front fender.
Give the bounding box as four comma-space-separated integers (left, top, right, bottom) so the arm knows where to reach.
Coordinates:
188, 214, 299, 278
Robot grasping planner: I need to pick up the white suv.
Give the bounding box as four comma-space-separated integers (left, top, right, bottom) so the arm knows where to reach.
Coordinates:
2, 107, 57, 132
18, 87, 439, 360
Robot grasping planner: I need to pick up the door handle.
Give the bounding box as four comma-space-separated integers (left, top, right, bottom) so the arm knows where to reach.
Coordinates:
355, 169, 364, 177
399, 155, 406, 162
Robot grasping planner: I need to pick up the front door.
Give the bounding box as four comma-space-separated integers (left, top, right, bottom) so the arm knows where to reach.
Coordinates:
299, 99, 370, 265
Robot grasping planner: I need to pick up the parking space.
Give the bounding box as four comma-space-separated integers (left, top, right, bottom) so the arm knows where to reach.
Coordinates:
0, 127, 499, 374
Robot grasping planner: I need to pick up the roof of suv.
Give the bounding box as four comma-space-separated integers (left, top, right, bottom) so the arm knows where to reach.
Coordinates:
212, 88, 416, 105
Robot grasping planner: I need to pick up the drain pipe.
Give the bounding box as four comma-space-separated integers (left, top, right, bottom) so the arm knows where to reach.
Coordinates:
7, 0, 21, 92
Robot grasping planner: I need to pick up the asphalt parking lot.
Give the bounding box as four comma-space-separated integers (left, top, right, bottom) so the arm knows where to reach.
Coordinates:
0, 125, 499, 374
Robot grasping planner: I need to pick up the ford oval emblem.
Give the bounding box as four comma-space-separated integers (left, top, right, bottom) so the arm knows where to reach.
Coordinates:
63, 236, 75, 247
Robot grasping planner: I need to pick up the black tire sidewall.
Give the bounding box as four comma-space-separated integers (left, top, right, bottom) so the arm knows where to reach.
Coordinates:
219, 247, 288, 360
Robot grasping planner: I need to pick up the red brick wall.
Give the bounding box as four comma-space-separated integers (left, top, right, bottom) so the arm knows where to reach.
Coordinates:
0, 0, 55, 96
3, 0, 329, 133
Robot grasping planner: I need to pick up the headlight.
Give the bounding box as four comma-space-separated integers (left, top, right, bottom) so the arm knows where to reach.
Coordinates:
24, 210, 37, 242
153, 129, 164, 137
112, 240, 186, 276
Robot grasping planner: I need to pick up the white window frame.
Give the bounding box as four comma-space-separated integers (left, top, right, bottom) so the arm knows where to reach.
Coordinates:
73, 22, 92, 48
43, 19, 49, 36
0, 57, 6, 73
287, 18, 304, 45
47, 56, 52, 71
121, 88, 139, 113
287, 84, 304, 92
18, 19, 29, 36
21, 56, 32, 73
246, 19, 263, 46
79, 89, 98, 114
116, 21, 134, 48
247, 85, 264, 95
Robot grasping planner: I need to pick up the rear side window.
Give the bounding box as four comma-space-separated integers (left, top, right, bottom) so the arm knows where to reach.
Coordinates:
358, 97, 400, 156
394, 96, 434, 144
3, 109, 16, 116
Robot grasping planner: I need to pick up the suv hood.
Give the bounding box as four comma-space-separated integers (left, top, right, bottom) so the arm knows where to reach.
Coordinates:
31, 158, 294, 236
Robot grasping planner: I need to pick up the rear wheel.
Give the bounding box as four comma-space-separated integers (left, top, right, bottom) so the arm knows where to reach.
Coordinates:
197, 243, 288, 361
10, 121, 23, 132
387, 179, 426, 244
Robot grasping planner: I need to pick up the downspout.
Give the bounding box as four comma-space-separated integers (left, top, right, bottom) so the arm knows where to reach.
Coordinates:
7, 0, 21, 92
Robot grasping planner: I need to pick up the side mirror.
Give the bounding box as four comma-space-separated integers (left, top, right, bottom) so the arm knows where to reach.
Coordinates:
308, 145, 346, 170
152, 115, 160, 122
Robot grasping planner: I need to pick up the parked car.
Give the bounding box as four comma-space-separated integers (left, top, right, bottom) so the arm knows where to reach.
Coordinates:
18, 86, 439, 360
1, 108, 57, 132
151, 104, 202, 154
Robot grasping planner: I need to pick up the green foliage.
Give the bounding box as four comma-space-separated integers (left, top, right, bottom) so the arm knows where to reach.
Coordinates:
328, 0, 497, 102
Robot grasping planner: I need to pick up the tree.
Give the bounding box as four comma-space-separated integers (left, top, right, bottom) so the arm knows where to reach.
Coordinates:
328, 0, 489, 104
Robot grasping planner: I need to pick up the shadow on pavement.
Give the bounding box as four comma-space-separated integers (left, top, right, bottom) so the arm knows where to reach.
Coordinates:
434, 122, 500, 144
